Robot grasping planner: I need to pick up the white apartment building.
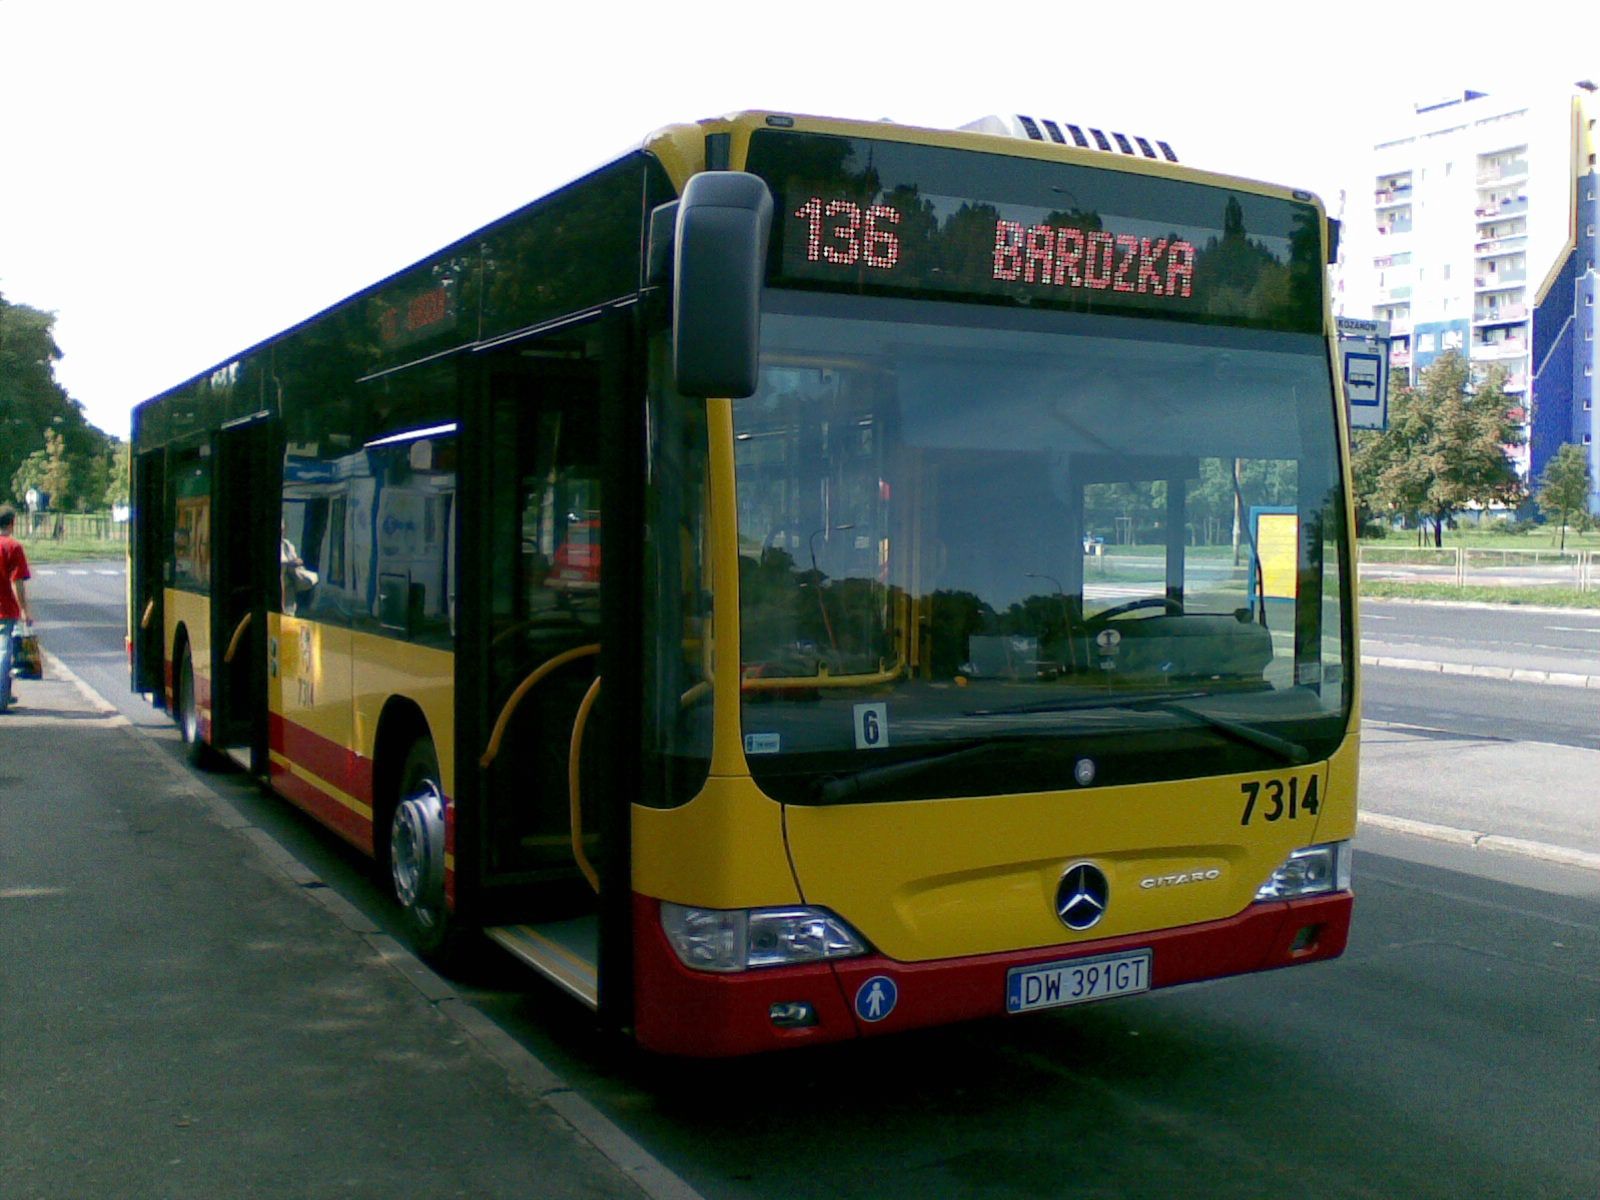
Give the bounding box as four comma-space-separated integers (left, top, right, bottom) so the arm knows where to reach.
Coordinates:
1339, 83, 1600, 511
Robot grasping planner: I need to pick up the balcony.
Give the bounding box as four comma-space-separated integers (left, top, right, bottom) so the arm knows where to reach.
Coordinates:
1472, 338, 1527, 361
1474, 273, 1526, 291
1477, 159, 1529, 184
1505, 374, 1528, 392
1475, 235, 1528, 257
1375, 187, 1413, 209
1474, 303, 1527, 325
1377, 220, 1414, 236
1475, 196, 1529, 221
1377, 285, 1414, 303
1390, 347, 1413, 367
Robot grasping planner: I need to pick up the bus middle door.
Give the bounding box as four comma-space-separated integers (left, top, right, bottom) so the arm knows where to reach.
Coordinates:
210, 416, 277, 773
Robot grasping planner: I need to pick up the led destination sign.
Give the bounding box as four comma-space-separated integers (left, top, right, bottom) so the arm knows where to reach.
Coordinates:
747, 131, 1323, 332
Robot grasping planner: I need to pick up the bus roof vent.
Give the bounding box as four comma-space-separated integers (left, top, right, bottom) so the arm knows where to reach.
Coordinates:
961, 115, 1178, 162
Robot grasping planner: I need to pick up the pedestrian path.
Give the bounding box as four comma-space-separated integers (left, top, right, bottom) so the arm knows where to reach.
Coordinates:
0, 656, 699, 1200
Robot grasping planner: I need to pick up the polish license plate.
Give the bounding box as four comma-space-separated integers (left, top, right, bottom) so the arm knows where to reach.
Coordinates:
1006, 949, 1152, 1014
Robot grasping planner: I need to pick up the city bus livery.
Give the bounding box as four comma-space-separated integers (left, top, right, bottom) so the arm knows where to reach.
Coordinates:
129, 111, 1358, 1056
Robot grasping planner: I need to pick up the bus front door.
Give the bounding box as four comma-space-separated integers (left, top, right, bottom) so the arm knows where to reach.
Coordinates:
210, 418, 277, 772
460, 317, 640, 1019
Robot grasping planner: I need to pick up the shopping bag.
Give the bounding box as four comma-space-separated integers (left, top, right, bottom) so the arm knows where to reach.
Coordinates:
13, 631, 42, 680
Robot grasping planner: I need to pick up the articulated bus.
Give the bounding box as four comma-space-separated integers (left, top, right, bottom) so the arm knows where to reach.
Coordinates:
129, 110, 1358, 1056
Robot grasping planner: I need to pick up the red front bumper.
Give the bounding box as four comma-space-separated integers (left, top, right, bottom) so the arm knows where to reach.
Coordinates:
632, 891, 1352, 1057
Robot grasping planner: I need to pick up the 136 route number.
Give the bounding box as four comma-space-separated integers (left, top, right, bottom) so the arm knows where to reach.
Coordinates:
1239, 774, 1320, 826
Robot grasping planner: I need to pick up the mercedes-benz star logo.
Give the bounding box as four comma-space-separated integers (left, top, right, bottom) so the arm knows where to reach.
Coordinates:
1055, 863, 1110, 931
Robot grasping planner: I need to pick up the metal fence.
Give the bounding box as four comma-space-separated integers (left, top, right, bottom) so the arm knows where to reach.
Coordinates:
17, 511, 129, 543
1358, 545, 1597, 592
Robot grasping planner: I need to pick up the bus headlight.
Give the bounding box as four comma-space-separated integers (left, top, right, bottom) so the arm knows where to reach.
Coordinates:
660, 902, 867, 972
1255, 841, 1353, 901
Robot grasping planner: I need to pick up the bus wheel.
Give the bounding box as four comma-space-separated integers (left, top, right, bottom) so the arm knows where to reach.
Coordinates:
389, 738, 458, 962
176, 644, 214, 768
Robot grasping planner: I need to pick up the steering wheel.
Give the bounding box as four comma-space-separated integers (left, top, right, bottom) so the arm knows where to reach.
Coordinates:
1086, 596, 1183, 627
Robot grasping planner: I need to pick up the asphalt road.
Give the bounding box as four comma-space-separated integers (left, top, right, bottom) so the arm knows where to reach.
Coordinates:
1362, 597, 1600, 681
20, 564, 1600, 1199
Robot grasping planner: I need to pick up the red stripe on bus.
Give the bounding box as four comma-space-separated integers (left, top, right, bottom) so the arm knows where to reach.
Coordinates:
269, 758, 375, 854
268, 712, 374, 808
631, 891, 1352, 1057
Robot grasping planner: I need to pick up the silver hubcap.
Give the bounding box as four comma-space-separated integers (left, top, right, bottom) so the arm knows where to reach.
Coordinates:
391, 780, 445, 926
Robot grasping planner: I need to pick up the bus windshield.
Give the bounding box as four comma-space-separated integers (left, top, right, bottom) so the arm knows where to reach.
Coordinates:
733, 294, 1349, 802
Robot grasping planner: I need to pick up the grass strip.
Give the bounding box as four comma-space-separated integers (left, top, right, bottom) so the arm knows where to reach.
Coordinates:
14, 538, 127, 564
1360, 581, 1600, 608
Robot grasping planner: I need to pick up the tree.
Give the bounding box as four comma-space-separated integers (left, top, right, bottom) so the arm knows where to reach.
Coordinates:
1, 290, 117, 510
10, 429, 72, 511
1536, 443, 1593, 551
103, 441, 131, 509
1359, 351, 1523, 546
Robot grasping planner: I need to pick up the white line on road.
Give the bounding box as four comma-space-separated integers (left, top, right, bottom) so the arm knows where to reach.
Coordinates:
1545, 626, 1600, 633
1365, 614, 1394, 620
67, 570, 89, 575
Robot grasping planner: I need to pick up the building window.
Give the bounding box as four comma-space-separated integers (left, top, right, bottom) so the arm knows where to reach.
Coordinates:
1443, 264, 1452, 281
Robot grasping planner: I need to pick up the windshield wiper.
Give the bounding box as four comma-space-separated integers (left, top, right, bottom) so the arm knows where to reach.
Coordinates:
964, 689, 1213, 718
813, 740, 1012, 804
1139, 697, 1308, 764
967, 691, 1308, 765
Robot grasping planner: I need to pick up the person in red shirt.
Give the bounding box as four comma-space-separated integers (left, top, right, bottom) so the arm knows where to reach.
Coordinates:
1, 504, 35, 712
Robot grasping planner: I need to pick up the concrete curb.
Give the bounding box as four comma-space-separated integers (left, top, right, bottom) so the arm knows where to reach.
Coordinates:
1360, 654, 1600, 689
40, 650, 706, 1200
1359, 811, 1600, 873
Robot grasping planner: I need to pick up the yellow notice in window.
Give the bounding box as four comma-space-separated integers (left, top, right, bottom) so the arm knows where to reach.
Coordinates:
1255, 512, 1299, 600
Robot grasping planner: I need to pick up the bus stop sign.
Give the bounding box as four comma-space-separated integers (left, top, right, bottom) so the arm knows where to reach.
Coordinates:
1337, 316, 1390, 431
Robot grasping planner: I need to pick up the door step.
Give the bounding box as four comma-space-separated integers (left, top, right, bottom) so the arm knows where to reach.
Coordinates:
224, 746, 252, 772
485, 915, 599, 1009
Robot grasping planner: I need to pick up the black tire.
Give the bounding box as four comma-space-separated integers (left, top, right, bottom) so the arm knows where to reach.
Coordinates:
387, 738, 464, 964
175, 643, 217, 769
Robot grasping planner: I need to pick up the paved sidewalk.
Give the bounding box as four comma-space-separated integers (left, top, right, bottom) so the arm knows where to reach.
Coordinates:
0, 665, 682, 1200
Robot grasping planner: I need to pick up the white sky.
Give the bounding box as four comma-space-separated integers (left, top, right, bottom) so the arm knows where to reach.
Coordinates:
1, 0, 1594, 439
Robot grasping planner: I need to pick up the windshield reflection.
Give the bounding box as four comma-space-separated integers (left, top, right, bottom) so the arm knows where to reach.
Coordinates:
732, 297, 1348, 796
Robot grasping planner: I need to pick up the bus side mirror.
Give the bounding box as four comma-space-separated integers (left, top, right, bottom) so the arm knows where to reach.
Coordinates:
673, 171, 772, 399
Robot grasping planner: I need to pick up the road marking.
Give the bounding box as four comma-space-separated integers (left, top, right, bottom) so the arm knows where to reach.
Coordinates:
1364, 614, 1394, 620
96, 569, 122, 576
67, 569, 89, 575
1545, 626, 1600, 633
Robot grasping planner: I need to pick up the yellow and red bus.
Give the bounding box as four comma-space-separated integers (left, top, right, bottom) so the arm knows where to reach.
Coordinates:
130, 110, 1358, 1056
